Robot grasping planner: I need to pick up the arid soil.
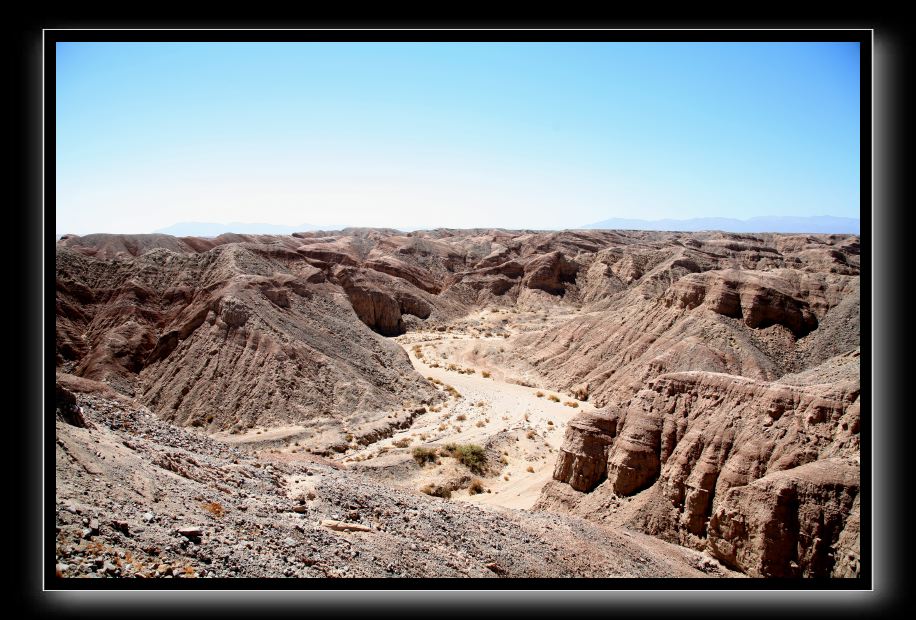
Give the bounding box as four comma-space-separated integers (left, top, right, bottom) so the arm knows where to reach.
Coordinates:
55, 228, 859, 578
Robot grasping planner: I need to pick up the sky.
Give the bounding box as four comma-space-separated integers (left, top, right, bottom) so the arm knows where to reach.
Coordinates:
55, 42, 861, 234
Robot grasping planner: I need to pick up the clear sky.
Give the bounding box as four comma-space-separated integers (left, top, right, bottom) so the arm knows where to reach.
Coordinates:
56, 41, 860, 234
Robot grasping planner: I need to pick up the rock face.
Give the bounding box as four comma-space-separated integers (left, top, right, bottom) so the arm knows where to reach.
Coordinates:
542, 352, 860, 577
552, 411, 620, 492
502, 231, 860, 579
706, 458, 859, 577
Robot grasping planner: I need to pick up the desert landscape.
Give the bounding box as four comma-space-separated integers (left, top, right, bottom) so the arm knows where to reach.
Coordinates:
54, 227, 860, 579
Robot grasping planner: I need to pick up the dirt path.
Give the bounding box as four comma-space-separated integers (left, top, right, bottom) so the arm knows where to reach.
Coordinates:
335, 322, 598, 510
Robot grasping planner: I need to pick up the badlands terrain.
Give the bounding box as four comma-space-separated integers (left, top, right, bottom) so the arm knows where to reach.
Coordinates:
54, 228, 860, 579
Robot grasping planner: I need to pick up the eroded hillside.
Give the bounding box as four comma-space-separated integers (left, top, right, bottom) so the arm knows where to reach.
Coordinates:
55, 228, 860, 578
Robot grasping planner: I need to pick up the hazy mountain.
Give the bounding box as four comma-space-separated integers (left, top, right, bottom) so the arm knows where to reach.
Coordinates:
153, 221, 348, 237
581, 215, 860, 234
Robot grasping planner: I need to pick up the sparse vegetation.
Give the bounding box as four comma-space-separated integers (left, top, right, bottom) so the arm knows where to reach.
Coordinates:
468, 479, 485, 495
412, 446, 438, 464
526, 430, 537, 439
547, 394, 560, 402
535, 391, 544, 398
526, 465, 535, 473
420, 483, 451, 499
482, 371, 491, 378
475, 420, 485, 427
564, 401, 580, 408
440, 443, 487, 474
456, 414, 466, 421
392, 437, 412, 448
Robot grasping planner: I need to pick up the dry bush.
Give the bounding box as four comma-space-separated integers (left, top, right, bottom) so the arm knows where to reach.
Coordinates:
475, 420, 485, 427
535, 391, 544, 398
201, 501, 224, 518
456, 413, 467, 421
547, 420, 554, 426
526, 430, 536, 439
412, 446, 438, 465
468, 479, 485, 495
392, 437, 412, 448
500, 454, 509, 465
481, 371, 491, 378
564, 401, 580, 408
420, 483, 451, 499
526, 465, 535, 473
548, 394, 560, 402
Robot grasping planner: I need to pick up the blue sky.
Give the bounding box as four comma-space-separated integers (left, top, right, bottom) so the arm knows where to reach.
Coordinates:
56, 42, 860, 233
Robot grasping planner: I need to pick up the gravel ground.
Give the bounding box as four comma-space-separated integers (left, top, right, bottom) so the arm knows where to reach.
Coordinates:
55, 391, 737, 579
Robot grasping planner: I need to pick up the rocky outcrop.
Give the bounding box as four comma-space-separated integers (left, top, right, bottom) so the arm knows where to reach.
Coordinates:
521, 251, 579, 296
665, 270, 820, 337
544, 353, 860, 578
56, 383, 92, 428
706, 458, 859, 577
553, 410, 621, 491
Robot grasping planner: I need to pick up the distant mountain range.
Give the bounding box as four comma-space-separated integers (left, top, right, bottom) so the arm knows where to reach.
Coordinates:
581, 215, 860, 234
152, 221, 349, 237
93, 215, 860, 239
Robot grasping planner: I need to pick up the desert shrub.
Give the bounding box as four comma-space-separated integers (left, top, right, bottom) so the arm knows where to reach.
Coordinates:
548, 394, 560, 402
564, 401, 580, 408
412, 446, 438, 465
475, 420, 485, 427
420, 483, 451, 499
547, 420, 554, 426
526, 430, 536, 439
468, 478, 485, 495
482, 371, 491, 378
444, 443, 487, 474
500, 454, 509, 465
535, 391, 544, 398
392, 437, 412, 448
456, 414, 466, 421
526, 465, 535, 473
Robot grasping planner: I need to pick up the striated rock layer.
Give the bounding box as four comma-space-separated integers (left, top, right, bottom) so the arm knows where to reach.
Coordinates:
539, 352, 860, 577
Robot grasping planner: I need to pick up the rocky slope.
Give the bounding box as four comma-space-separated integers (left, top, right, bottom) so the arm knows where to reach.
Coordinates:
56, 228, 860, 578
55, 379, 734, 579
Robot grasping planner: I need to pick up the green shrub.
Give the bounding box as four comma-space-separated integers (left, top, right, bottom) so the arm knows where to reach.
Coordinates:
412, 446, 438, 465
453, 443, 487, 474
